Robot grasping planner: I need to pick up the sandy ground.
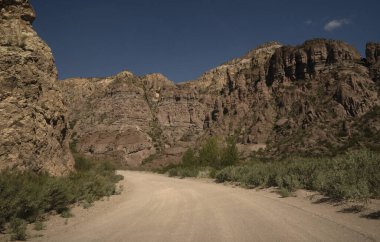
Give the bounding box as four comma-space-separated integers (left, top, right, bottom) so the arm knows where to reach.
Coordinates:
20, 171, 380, 242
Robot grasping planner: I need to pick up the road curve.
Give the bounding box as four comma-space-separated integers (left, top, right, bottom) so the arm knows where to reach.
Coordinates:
35, 171, 380, 242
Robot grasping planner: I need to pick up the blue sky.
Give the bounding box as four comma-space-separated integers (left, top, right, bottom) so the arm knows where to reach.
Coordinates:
31, 0, 380, 82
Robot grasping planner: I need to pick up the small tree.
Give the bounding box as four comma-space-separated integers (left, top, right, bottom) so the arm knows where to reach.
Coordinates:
199, 137, 221, 167
220, 137, 239, 167
182, 148, 198, 167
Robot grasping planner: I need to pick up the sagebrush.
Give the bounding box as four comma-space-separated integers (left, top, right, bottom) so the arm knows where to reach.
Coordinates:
0, 155, 123, 237
215, 150, 380, 201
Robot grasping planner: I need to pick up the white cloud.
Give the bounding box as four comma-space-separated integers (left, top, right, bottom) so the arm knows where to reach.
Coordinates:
304, 20, 313, 25
324, 19, 350, 31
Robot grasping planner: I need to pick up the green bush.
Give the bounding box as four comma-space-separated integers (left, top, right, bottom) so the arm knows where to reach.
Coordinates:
199, 137, 220, 167
0, 155, 123, 234
220, 137, 239, 167
167, 166, 216, 179
178, 167, 199, 178
42, 180, 71, 213
197, 167, 217, 179
182, 148, 198, 167
168, 168, 178, 177
74, 155, 92, 172
10, 218, 27, 241
279, 187, 291, 198
181, 136, 239, 169
215, 150, 380, 201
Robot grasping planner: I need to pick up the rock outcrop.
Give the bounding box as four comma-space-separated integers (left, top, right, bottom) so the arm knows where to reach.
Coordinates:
62, 39, 380, 166
0, 0, 73, 175
263, 40, 379, 156
267, 39, 361, 85
59, 72, 207, 167
366, 42, 380, 82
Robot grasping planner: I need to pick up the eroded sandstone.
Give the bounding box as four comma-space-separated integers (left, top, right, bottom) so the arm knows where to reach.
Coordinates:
61, 39, 379, 166
0, 0, 73, 175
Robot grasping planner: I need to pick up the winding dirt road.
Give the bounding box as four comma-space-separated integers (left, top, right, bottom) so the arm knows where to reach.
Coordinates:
34, 171, 380, 242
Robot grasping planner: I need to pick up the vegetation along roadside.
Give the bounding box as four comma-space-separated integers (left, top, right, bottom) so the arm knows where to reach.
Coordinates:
0, 149, 123, 241
159, 137, 380, 203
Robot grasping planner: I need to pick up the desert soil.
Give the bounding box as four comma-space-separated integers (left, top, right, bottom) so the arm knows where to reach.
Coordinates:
28, 171, 380, 242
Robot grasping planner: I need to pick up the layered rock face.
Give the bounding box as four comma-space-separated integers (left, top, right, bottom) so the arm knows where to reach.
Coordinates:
0, 0, 73, 175
267, 39, 361, 84
263, 40, 379, 156
60, 72, 207, 167
63, 39, 380, 166
193, 42, 281, 145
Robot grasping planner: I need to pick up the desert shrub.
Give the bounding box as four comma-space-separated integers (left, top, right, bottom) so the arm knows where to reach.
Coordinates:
182, 148, 199, 167
0, 155, 123, 234
215, 166, 249, 183
167, 166, 200, 178
208, 167, 218, 178
215, 167, 233, 183
74, 155, 92, 172
168, 168, 178, 177
215, 150, 380, 201
181, 136, 240, 169
154, 163, 178, 175
33, 221, 44, 231
60, 210, 73, 218
197, 167, 217, 179
279, 187, 291, 197
199, 137, 221, 167
177, 167, 199, 178
167, 166, 217, 179
42, 180, 71, 213
10, 218, 27, 241
220, 137, 239, 167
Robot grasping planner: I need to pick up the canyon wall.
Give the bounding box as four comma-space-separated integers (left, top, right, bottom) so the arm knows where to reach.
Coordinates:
0, 0, 73, 175
61, 40, 380, 166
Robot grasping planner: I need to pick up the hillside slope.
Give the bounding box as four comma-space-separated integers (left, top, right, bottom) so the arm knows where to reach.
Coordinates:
61, 39, 380, 167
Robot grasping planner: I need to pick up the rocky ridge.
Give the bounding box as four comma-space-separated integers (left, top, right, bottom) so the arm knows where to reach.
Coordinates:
61, 39, 380, 167
0, 0, 73, 175
1, 1, 378, 171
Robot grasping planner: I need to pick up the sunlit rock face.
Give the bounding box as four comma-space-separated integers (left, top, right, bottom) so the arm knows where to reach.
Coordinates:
0, 0, 74, 175
62, 38, 379, 165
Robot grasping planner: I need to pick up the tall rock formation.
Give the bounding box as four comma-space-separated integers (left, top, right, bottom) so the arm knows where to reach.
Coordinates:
62, 39, 380, 167
59, 72, 207, 167
0, 0, 73, 175
264, 40, 379, 156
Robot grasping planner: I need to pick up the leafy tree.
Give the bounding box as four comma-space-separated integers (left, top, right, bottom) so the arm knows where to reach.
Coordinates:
220, 137, 239, 166
199, 137, 221, 167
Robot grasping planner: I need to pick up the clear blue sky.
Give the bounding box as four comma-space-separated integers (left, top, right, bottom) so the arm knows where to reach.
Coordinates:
31, 0, 380, 82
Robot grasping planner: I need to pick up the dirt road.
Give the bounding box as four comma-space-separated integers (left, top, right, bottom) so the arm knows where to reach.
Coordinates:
34, 171, 380, 242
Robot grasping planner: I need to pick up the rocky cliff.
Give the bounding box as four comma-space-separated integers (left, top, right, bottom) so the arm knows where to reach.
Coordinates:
61, 39, 380, 166
264, 40, 379, 156
0, 0, 73, 175
59, 72, 206, 167
1, 1, 377, 173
